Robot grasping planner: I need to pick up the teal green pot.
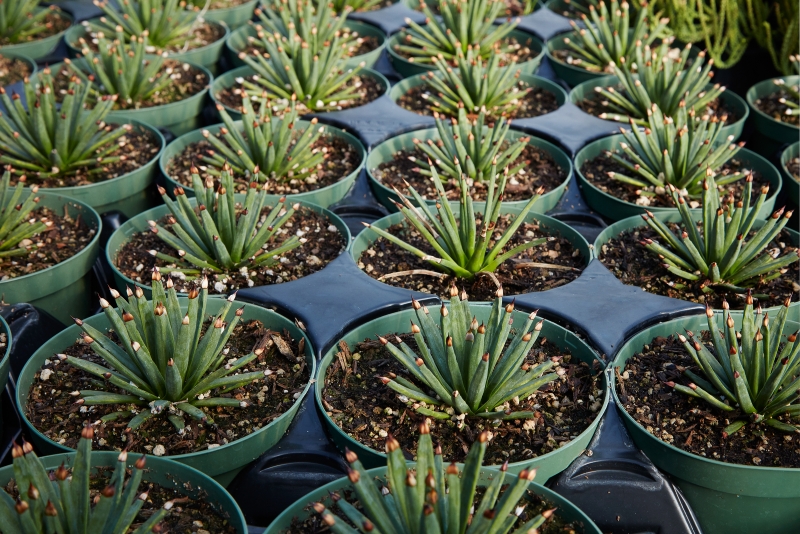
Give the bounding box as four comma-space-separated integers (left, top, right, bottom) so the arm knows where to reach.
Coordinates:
264, 466, 601, 534
574, 134, 783, 222
0, 193, 101, 324
593, 212, 800, 321
316, 301, 608, 480
611, 314, 800, 534
780, 141, 799, 208
569, 74, 749, 142
160, 120, 367, 208
387, 29, 545, 79
0, 8, 72, 60
105, 197, 352, 298
16, 298, 316, 487
746, 76, 800, 152
210, 65, 389, 121
225, 20, 386, 69
366, 128, 573, 213
204, 0, 258, 28
0, 451, 247, 533
546, 30, 608, 88
0, 51, 36, 85
0, 315, 11, 437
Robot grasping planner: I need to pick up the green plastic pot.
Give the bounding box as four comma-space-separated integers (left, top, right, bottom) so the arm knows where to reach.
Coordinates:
0, 8, 72, 60
386, 29, 545, 79
16, 297, 316, 487
316, 300, 608, 480
780, 141, 799, 208
593, 211, 800, 321
574, 134, 783, 222
0, 451, 247, 534
366, 127, 573, 214
225, 20, 386, 69
210, 64, 389, 121
0, 51, 37, 84
159, 120, 367, 208
203, 0, 258, 28
105, 196, 352, 298
569, 74, 749, 142
746, 76, 800, 149
264, 466, 601, 534
611, 314, 800, 534
0, 192, 101, 324
546, 30, 608, 88
0, 315, 11, 438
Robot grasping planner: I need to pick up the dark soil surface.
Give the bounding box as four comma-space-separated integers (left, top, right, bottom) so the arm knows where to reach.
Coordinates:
115, 206, 345, 293
238, 34, 381, 61
577, 89, 738, 125
4, 127, 161, 188
398, 83, 560, 120
215, 73, 384, 114
0, 10, 70, 45
357, 216, 586, 300
371, 144, 566, 202
580, 152, 772, 208
598, 225, 799, 309
0, 54, 32, 86
617, 333, 800, 467
322, 332, 604, 466
788, 157, 800, 181
0, 206, 95, 281
754, 84, 800, 126
394, 36, 539, 66
25, 320, 310, 456
167, 134, 361, 195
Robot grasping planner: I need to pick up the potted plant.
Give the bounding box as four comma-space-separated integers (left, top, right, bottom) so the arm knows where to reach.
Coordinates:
781, 141, 799, 207
160, 97, 367, 207
105, 167, 351, 297
265, 423, 602, 533
746, 57, 799, 157
327, 0, 397, 13
0, 71, 165, 216
0, 52, 35, 88
388, 0, 544, 79
191, 0, 258, 28
0, 1, 72, 61
16, 277, 316, 486
612, 295, 800, 534
0, 425, 248, 533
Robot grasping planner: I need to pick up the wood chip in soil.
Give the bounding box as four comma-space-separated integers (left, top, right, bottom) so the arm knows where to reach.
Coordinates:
214, 73, 384, 114
0, 206, 95, 280
25, 319, 310, 456
754, 83, 800, 126
115, 206, 346, 294
322, 332, 604, 466
358, 215, 586, 301
580, 152, 773, 208
166, 134, 361, 195
394, 35, 539, 66
0, 10, 70, 46
617, 333, 800, 467
598, 225, 799, 309
397, 83, 560, 120
371, 144, 566, 202
0, 54, 32, 86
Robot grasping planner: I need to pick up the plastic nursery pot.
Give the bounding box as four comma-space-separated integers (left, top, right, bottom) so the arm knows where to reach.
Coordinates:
544, 0, 583, 19
746, 75, 800, 149
366, 128, 574, 214
209, 64, 390, 121
574, 134, 783, 222
159, 120, 367, 208
264, 467, 602, 534
611, 314, 800, 534
545, 30, 608, 88
569, 75, 750, 142
0, 451, 247, 534
593, 211, 800, 320
203, 0, 258, 28
0, 8, 73, 60
0, 192, 101, 324
105, 197, 352, 298
316, 301, 608, 481
0, 314, 10, 437
781, 142, 799, 208
0, 51, 37, 85
386, 29, 545, 79
225, 20, 387, 69
16, 298, 316, 487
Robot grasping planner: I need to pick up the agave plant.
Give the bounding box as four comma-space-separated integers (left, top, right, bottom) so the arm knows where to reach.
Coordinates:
594, 39, 726, 125
201, 96, 324, 184
773, 70, 799, 120
0, 1, 60, 44
314, 424, 558, 533
149, 167, 303, 277
319, 0, 385, 13
0, 426, 170, 533
421, 48, 530, 118
378, 290, 558, 420
640, 173, 797, 293
411, 108, 529, 184
0, 72, 131, 178
65, 276, 269, 431
88, 0, 201, 51
605, 105, 744, 196
393, 0, 521, 65
667, 295, 800, 436
0, 169, 51, 259
560, 0, 668, 73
